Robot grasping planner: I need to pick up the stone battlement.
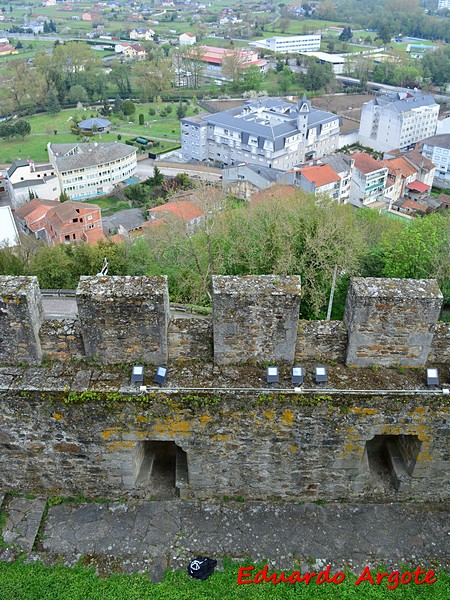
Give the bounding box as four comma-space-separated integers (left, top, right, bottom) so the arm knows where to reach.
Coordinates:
0, 275, 447, 367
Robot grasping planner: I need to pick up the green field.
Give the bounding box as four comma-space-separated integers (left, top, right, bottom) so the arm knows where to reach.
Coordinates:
263, 18, 348, 36
0, 558, 449, 600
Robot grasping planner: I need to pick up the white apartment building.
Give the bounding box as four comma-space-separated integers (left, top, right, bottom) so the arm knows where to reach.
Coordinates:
349, 152, 388, 206
420, 134, 450, 184
358, 91, 439, 153
438, 0, 450, 9
181, 97, 341, 170
251, 34, 321, 54
6, 160, 61, 208
48, 142, 137, 201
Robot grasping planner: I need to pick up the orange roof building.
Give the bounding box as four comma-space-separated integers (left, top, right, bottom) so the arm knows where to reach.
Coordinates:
45, 201, 104, 245
147, 200, 204, 233
15, 199, 60, 236
298, 164, 342, 201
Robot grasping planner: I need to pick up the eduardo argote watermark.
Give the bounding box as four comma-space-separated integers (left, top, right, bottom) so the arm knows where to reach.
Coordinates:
237, 564, 438, 589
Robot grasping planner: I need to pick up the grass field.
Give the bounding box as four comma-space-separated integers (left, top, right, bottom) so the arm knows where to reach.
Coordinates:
0, 558, 449, 599
263, 18, 348, 36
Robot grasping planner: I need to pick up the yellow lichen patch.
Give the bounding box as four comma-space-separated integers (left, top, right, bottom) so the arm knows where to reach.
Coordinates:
290, 445, 298, 452
101, 427, 122, 440
52, 413, 64, 421
135, 415, 150, 423
263, 409, 275, 421
413, 407, 427, 414
212, 434, 228, 442
416, 450, 433, 462
200, 415, 212, 428
347, 432, 361, 441
152, 417, 191, 436
107, 441, 135, 451
281, 410, 294, 427
344, 442, 361, 453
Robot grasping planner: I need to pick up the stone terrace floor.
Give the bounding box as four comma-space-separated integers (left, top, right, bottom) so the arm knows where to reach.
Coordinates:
0, 495, 449, 579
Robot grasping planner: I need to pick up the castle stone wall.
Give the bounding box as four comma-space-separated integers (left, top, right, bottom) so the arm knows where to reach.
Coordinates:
344, 278, 443, 367
40, 318, 85, 362
295, 320, 347, 362
168, 314, 212, 361
76, 276, 170, 364
429, 322, 450, 363
0, 276, 43, 364
0, 390, 448, 503
212, 275, 302, 365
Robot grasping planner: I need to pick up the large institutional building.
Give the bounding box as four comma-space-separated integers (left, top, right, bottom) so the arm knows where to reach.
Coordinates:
358, 91, 439, 153
251, 34, 321, 54
181, 97, 341, 170
47, 142, 137, 201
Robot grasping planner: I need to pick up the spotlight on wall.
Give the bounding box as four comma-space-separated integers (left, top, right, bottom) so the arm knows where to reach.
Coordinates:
154, 366, 167, 386
426, 368, 439, 386
315, 366, 327, 384
266, 366, 279, 384
292, 366, 304, 385
131, 365, 144, 384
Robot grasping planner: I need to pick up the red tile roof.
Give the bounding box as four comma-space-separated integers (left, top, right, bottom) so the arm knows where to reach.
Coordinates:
148, 200, 204, 222
406, 180, 430, 193
15, 199, 60, 231
352, 153, 384, 174
381, 157, 417, 179
402, 199, 428, 212
301, 164, 340, 187
83, 227, 105, 244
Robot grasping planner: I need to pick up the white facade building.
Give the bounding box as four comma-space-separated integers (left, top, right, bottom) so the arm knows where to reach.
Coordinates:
6, 160, 61, 208
349, 152, 388, 206
358, 91, 439, 153
48, 142, 137, 201
438, 0, 450, 9
251, 34, 321, 54
179, 32, 196, 46
181, 97, 341, 169
420, 134, 450, 184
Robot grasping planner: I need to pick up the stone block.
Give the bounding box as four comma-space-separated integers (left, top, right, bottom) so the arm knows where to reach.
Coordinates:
76, 276, 170, 365
0, 276, 43, 364
344, 278, 443, 367
212, 275, 301, 365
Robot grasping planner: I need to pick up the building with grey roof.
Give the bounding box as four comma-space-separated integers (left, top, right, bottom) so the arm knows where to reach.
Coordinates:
47, 142, 137, 201
181, 96, 341, 170
5, 160, 60, 209
77, 117, 111, 132
102, 208, 145, 235
222, 163, 294, 200
358, 91, 439, 153
420, 134, 450, 184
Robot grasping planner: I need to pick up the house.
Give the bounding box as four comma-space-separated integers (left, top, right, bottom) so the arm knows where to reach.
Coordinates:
147, 200, 204, 233
0, 43, 18, 56
349, 152, 388, 207
44, 201, 104, 245
23, 22, 44, 34
77, 117, 111, 132
6, 160, 61, 209
15, 198, 60, 240
419, 134, 450, 184
129, 27, 155, 41
0, 206, 19, 247
102, 208, 145, 236
47, 142, 137, 201
358, 91, 439, 153
196, 46, 266, 72
297, 164, 342, 201
250, 34, 321, 53
319, 154, 354, 203
436, 193, 450, 210
223, 163, 293, 200
381, 155, 419, 203
82, 12, 93, 21
179, 32, 196, 46
122, 43, 147, 60
15, 198, 103, 245
181, 96, 341, 169
383, 148, 436, 188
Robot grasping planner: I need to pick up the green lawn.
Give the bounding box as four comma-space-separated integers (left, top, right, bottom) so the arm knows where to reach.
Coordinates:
0, 559, 448, 600
263, 18, 348, 36
0, 132, 79, 163
202, 37, 249, 48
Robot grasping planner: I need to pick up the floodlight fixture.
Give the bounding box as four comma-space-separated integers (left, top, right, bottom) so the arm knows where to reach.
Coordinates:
315, 366, 327, 383
131, 365, 144, 384
266, 366, 279, 384
154, 366, 168, 386
292, 366, 304, 385
426, 368, 439, 386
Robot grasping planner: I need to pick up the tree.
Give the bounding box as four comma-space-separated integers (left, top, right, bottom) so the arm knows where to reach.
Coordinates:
176, 102, 187, 119
59, 190, 70, 203
278, 65, 294, 93
302, 61, 334, 91
279, 18, 289, 33
132, 57, 172, 100
139, 113, 144, 125
339, 26, 353, 42
45, 86, 61, 114
241, 65, 263, 92
2, 60, 46, 112
110, 63, 132, 97
67, 84, 88, 104
123, 100, 135, 116
113, 95, 124, 114
376, 22, 393, 45
221, 50, 245, 90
